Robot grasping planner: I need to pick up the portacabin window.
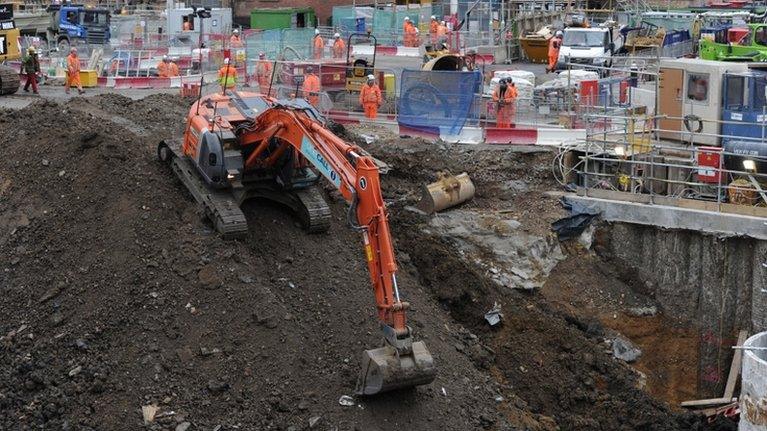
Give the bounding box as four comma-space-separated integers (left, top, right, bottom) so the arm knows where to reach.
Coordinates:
687, 72, 709, 103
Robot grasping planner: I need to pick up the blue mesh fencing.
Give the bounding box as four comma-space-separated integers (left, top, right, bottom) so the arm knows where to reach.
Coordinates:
397, 70, 483, 135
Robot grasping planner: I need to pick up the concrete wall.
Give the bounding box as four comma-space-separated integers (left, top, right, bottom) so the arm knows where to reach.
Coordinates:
602, 223, 767, 396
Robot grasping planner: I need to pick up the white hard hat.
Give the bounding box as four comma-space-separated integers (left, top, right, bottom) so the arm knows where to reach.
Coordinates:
163, 54, 168, 60
334, 33, 340, 38
315, 29, 320, 35
441, 20, 446, 25
431, 15, 436, 19
404, 16, 410, 21
367, 74, 375, 81
556, 30, 563, 36
415, 28, 420, 33
70, 47, 77, 53
224, 57, 230, 64
233, 28, 239, 34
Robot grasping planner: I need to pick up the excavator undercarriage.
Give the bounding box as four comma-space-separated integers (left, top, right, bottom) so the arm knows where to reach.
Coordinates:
159, 91, 435, 395
159, 139, 331, 236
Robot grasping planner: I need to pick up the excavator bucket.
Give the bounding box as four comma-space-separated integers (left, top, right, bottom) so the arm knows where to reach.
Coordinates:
356, 341, 437, 395
417, 172, 475, 214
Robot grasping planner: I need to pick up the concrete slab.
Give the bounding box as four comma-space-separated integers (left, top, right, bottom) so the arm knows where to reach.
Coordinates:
565, 194, 767, 241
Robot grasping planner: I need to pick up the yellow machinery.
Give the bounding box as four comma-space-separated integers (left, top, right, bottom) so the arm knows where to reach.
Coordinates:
0, 5, 21, 95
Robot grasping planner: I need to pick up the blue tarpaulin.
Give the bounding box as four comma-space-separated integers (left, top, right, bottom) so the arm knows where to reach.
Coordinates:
397, 69, 482, 135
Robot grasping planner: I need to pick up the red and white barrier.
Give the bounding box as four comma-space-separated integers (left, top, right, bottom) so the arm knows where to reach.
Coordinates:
351, 45, 421, 58
486, 127, 586, 146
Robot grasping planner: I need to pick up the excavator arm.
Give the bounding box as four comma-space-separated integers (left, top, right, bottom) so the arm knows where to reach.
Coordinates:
238, 104, 436, 394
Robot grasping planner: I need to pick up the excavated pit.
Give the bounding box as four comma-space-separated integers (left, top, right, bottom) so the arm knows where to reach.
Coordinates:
0, 94, 735, 430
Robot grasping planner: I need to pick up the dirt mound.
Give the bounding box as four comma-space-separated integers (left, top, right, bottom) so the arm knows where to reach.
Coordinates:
0, 96, 727, 430
0, 98, 515, 430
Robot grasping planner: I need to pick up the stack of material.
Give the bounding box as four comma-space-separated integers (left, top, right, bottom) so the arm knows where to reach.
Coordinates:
535, 70, 600, 91
486, 76, 534, 100
486, 70, 536, 99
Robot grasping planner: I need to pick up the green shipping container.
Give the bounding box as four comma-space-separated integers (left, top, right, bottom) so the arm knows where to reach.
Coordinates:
250, 8, 317, 30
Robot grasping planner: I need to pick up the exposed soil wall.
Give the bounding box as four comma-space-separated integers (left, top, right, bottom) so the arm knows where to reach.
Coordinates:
599, 223, 767, 396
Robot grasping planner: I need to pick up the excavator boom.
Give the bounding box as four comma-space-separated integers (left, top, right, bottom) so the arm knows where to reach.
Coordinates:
159, 91, 436, 395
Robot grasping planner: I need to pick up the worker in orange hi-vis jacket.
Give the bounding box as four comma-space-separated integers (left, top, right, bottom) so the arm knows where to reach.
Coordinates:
359, 74, 382, 119
313, 29, 325, 59
507, 81, 518, 124
548, 30, 563, 73
230, 29, 244, 47
255, 52, 273, 90
65, 47, 83, 95
429, 15, 439, 44
437, 20, 448, 44
403, 17, 417, 47
332, 33, 346, 59
302, 65, 321, 107
218, 57, 238, 90
492, 79, 515, 128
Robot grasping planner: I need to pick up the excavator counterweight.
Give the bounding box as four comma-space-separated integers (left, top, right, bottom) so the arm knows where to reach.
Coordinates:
159, 91, 436, 395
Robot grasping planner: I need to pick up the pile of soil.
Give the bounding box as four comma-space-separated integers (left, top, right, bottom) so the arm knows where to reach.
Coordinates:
0, 95, 725, 430
0, 97, 516, 430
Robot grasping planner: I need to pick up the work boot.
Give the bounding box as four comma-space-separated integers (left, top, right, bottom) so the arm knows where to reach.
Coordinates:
23, 87, 29, 92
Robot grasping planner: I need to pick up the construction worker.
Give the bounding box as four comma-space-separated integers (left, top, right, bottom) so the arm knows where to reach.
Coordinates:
437, 20, 448, 45
359, 74, 382, 119
492, 78, 514, 128
403, 17, 416, 47
313, 29, 325, 60
157, 55, 179, 78
332, 33, 346, 59
218, 57, 237, 90
429, 15, 439, 44
507, 81, 518, 124
255, 52, 272, 91
65, 47, 84, 95
547, 30, 563, 73
230, 29, 243, 48
22, 46, 40, 94
413, 27, 421, 47
302, 65, 320, 107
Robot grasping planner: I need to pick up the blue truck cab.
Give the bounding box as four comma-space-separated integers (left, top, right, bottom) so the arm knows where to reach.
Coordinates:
47, 4, 110, 51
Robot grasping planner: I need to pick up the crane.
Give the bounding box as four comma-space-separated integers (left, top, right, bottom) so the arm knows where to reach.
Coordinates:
158, 90, 436, 395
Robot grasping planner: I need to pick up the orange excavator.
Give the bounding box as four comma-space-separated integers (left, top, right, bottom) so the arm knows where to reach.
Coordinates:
158, 91, 436, 395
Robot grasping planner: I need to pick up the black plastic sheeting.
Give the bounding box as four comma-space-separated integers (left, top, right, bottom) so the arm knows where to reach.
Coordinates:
551, 198, 601, 240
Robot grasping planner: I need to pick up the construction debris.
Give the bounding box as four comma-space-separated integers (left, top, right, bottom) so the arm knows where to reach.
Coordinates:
484, 302, 504, 326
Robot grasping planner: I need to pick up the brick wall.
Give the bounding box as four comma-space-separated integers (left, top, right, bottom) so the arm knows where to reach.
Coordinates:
233, 0, 354, 27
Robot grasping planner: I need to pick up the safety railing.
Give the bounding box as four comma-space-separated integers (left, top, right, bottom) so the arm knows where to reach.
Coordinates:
559, 111, 767, 214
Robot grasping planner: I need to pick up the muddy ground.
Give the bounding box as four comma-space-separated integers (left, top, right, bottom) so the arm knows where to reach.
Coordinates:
0, 94, 728, 430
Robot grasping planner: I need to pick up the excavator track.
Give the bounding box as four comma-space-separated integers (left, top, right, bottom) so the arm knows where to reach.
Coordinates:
159, 142, 249, 239
293, 186, 332, 234
234, 181, 331, 234
0, 66, 20, 96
